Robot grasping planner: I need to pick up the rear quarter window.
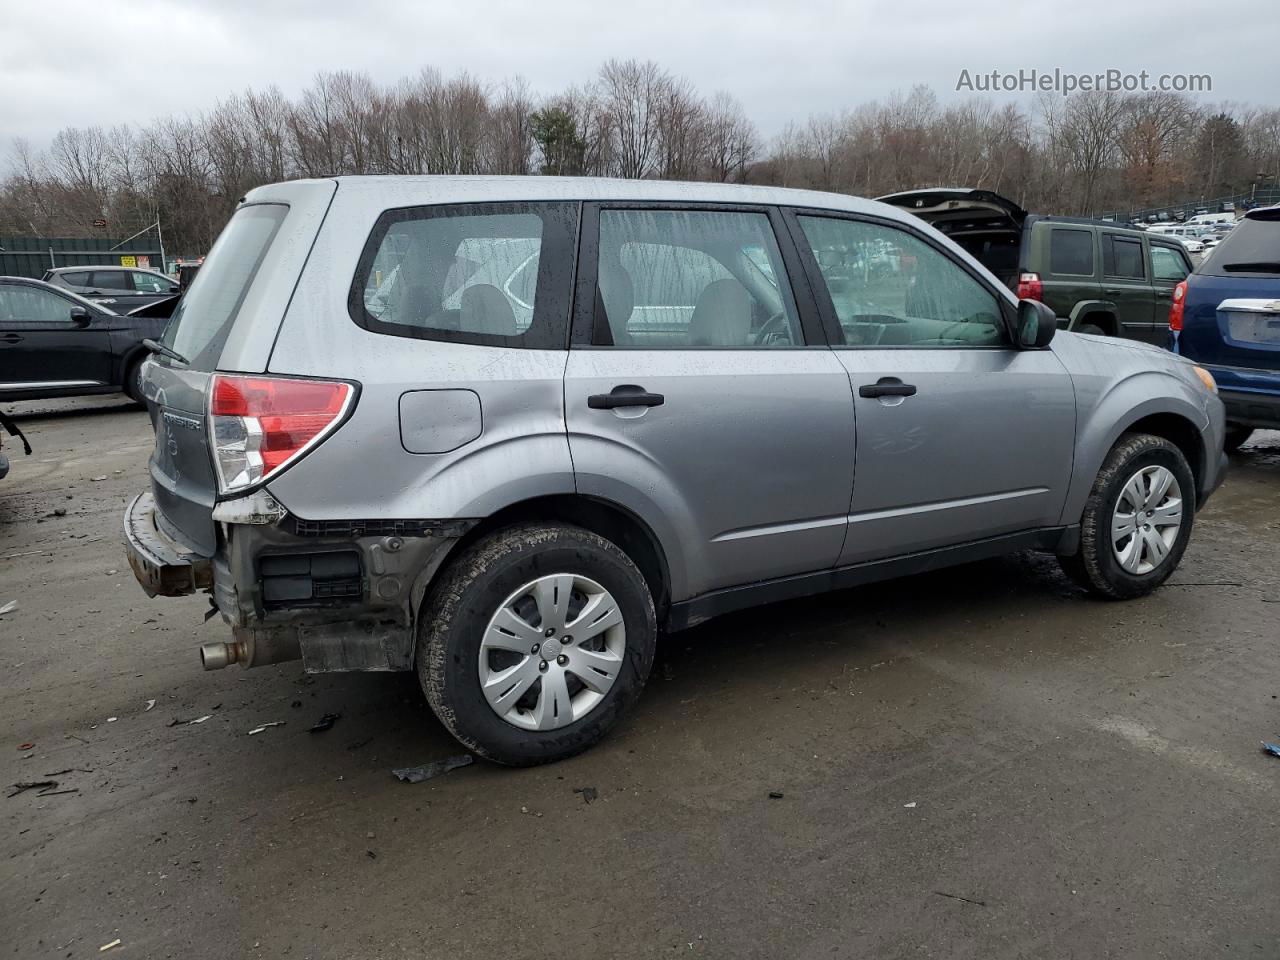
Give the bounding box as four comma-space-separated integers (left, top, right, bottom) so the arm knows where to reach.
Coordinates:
1049, 229, 1095, 276
350, 202, 578, 349
161, 203, 287, 369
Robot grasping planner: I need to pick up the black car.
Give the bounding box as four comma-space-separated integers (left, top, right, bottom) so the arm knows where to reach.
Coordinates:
0, 276, 167, 403
43, 265, 181, 313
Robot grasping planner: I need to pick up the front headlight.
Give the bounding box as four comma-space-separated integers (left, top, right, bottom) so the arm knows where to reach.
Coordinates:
1192, 366, 1218, 394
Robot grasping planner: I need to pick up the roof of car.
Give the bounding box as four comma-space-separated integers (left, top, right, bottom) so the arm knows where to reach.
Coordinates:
249, 175, 919, 224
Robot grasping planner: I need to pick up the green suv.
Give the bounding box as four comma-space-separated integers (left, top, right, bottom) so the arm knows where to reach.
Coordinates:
879, 189, 1194, 344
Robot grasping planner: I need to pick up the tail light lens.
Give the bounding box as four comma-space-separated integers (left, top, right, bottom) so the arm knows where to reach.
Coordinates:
209, 374, 354, 495
1015, 271, 1043, 301
1169, 280, 1186, 332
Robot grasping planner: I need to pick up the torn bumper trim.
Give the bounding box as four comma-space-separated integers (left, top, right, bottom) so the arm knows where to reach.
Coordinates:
123, 492, 214, 597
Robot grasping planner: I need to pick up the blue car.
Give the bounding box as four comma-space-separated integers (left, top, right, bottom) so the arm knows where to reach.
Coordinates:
1171, 206, 1280, 451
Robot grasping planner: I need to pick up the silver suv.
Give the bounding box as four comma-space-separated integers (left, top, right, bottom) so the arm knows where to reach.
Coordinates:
124, 177, 1226, 765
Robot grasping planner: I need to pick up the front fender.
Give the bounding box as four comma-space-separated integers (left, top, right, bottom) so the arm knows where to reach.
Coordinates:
1060, 369, 1212, 525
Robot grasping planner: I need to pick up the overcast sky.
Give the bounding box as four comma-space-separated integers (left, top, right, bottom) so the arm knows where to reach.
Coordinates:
2, 0, 1276, 153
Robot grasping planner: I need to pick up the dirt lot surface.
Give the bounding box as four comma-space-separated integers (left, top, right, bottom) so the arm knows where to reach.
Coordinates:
2, 396, 1278, 959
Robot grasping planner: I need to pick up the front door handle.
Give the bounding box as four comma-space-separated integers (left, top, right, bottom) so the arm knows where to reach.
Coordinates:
0, 334, 22, 344
588, 384, 665, 409
859, 377, 917, 399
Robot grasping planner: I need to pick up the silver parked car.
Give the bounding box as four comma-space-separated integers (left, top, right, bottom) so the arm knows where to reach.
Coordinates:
124, 176, 1226, 765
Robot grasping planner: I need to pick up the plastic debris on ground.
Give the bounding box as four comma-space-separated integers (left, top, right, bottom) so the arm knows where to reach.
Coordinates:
0, 601, 16, 616
248, 721, 286, 736
145, 699, 156, 711
99, 939, 121, 952
167, 716, 212, 727
573, 786, 599, 804
392, 754, 474, 783
1263, 742, 1280, 759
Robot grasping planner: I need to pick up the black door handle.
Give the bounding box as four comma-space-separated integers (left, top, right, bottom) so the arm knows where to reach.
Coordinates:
588, 384, 665, 409
0, 334, 22, 344
859, 377, 917, 399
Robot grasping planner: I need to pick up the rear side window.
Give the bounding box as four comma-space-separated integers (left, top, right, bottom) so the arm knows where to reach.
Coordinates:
161, 203, 287, 369
1103, 236, 1144, 279
1201, 213, 1280, 278
1049, 229, 1094, 276
351, 202, 577, 349
56, 271, 91, 289
1151, 245, 1190, 282
91, 271, 133, 293
591, 209, 801, 348
132, 272, 176, 294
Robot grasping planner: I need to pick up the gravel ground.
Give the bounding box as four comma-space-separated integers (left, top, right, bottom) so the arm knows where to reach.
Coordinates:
2, 396, 1278, 959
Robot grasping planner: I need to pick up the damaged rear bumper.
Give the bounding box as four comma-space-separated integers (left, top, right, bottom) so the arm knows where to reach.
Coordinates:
124, 492, 213, 597
123, 490, 475, 672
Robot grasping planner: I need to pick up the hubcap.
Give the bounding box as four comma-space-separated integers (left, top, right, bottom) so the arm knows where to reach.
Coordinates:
1111, 465, 1182, 575
478, 573, 626, 731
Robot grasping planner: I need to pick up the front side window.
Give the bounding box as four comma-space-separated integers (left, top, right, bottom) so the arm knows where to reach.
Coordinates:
0, 285, 77, 325
1103, 236, 1145, 279
352, 202, 576, 348
797, 216, 1005, 347
1150, 245, 1190, 282
593, 209, 801, 347
132, 272, 176, 294
1049, 229, 1095, 276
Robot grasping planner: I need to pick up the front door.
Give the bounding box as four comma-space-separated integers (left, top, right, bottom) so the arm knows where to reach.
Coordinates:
563, 205, 855, 602
787, 211, 1077, 565
0, 282, 111, 391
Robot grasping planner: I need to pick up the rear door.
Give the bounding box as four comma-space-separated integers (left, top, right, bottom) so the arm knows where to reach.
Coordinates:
1039, 225, 1102, 322
0, 281, 111, 391
786, 210, 1076, 564
1101, 232, 1158, 342
563, 204, 854, 601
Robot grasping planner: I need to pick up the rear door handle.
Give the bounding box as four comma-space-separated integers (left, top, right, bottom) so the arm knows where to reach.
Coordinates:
0, 334, 22, 344
1104, 288, 1125, 296
859, 377, 917, 399
588, 384, 665, 409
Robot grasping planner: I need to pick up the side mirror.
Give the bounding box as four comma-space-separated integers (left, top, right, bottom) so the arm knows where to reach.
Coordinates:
69, 305, 92, 328
1017, 299, 1057, 348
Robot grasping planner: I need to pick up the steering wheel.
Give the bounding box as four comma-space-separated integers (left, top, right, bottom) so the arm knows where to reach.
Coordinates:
755, 310, 792, 345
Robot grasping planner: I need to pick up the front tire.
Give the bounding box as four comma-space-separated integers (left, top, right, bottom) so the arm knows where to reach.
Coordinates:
417, 523, 656, 766
1058, 433, 1195, 599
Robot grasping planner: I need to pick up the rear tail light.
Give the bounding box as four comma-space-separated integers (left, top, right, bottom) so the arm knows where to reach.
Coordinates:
209, 374, 354, 495
1015, 271, 1043, 301
1168, 280, 1186, 332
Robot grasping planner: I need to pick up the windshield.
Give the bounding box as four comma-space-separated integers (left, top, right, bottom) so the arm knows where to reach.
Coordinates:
161, 203, 287, 367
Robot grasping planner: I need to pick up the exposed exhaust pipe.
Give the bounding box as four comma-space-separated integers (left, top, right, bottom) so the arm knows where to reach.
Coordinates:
199, 627, 301, 670
200, 641, 245, 670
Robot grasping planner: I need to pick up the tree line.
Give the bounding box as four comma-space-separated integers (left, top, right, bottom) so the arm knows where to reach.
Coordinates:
3, 59, 1278, 254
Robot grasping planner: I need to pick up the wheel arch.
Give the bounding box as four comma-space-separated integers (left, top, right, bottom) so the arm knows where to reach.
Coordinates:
420, 493, 675, 629
1067, 301, 1119, 335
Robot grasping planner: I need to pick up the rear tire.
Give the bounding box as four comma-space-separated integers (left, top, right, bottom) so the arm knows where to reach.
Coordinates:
1223, 425, 1254, 454
123, 357, 145, 404
1077, 322, 1107, 337
1058, 433, 1195, 599
417, 522, 656, 766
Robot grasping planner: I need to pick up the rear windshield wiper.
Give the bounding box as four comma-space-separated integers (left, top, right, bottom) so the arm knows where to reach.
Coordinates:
1221, 262, 1280, 273
142, 338, 188, 365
